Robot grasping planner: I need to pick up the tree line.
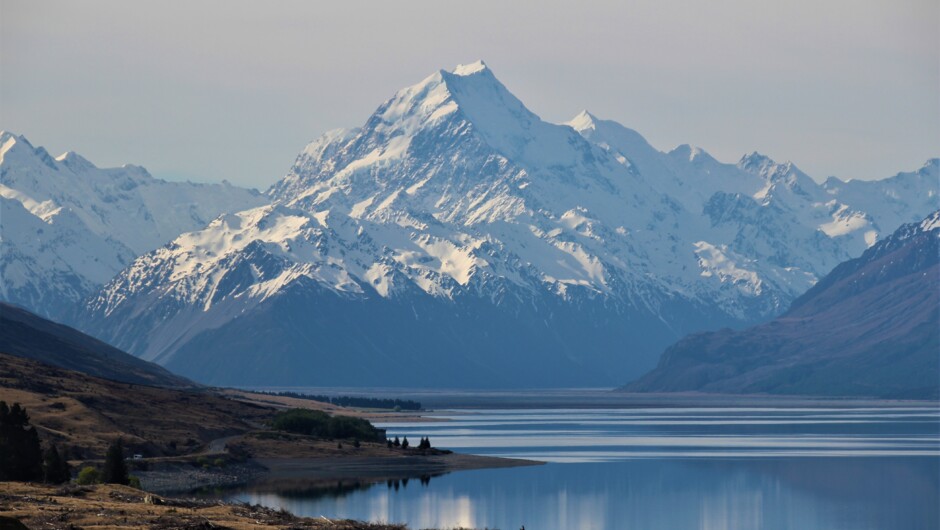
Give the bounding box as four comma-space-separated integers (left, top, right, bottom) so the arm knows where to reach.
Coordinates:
387, 435, 433, 450
0, 401, 132, 486
259, 391, 422, 411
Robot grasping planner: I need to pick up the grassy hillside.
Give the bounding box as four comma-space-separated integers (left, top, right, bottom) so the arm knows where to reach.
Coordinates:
0, 352, 271, 459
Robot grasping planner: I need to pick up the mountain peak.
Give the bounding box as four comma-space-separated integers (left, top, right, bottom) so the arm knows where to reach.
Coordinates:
738, 151, 776, 170
738, 151, 809, 183
380, 60, 587, 168
670, 144, 714, 163
56, 151, 97, 173
452, 60, 489, 76
0, 131, 59, 170
565, 110, 599, 133
0, 130, 23, 145
0, 130, 30, 155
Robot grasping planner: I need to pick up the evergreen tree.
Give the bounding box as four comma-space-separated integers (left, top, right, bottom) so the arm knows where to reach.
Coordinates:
102, 439, 130, 485
43, 445, 71, 484
393, 436, 401, 447
401, 436, 409, 449
0, 401, 43, 481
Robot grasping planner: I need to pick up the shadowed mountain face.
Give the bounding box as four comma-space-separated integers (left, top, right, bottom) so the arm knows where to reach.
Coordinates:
625, 212, 940, 399
0, 303, 192, 388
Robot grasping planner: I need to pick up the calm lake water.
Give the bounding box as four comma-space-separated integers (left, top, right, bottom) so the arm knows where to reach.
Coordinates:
221, 406, 940, 530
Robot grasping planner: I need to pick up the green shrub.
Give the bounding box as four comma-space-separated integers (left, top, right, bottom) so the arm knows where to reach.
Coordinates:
128, 475, 141, 489
271, 409, 382, 441
213, 458, 226, 468
76, 466, 100, 485
271, 409, 330, 435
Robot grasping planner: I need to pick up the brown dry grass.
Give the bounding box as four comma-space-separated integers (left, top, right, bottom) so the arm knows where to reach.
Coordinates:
0, 353, 274, 459
218, 390, 434, 423
0, 482, 407, 529
0, 352, 435, 463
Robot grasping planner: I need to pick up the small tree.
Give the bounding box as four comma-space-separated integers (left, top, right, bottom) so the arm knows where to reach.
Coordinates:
393, 436, 401, 447
43, 445, 71, 484
102, 439, 129, 485
386, 439, 393, 448
401, 436, 409, 449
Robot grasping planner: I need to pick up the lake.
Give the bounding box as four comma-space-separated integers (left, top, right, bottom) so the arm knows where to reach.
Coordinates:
218, 406, 940, 529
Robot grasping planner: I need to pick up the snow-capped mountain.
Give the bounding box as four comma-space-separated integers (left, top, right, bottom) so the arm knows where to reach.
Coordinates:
625, 210, 940, 398
79, 62, 939, 387
0, 131, 267, 317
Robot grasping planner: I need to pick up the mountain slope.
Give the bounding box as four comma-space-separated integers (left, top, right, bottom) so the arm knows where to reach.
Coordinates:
78, 62, 939, 387
0, 131, 268, 318
0, 196, 133, 313
0, 352, 268, 459
0, 302, 192, 388
624, 212, 940, 398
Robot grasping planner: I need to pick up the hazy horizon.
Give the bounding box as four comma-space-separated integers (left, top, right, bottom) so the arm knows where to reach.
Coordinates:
2, 0, 938, 188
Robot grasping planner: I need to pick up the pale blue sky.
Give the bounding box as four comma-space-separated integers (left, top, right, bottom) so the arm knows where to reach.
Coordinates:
2, 0, 937, 188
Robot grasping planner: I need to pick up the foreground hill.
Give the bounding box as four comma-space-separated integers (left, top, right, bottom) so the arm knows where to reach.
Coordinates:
78, 61, 939, 388
0, 302, 191, 388
0, 352, 273, 458
625, 211, 940, 399
0, 351, 531, 498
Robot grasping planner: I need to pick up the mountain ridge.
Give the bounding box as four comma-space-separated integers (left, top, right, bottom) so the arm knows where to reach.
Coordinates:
0, 131, 267, 318
624, 211, 940, 398
0, 302, 193, 388
5, 62, 936, 388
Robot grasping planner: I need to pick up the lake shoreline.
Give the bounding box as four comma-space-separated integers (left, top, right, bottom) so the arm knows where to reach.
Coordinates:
257, 451, 543, 481
138, 451, 542, 494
